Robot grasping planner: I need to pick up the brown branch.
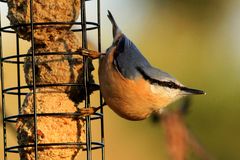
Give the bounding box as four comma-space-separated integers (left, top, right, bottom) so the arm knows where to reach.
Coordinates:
162, 104, 213, 160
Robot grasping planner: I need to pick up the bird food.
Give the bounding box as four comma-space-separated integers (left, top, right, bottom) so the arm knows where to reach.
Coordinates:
17, 91, 85, 160
7, 0, 81, 42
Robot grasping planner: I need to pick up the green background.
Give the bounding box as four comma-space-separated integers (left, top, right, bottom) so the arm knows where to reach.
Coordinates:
1, 0, 240, 159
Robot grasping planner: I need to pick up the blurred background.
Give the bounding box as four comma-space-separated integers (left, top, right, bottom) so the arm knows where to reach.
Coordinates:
1, 0, 240, 159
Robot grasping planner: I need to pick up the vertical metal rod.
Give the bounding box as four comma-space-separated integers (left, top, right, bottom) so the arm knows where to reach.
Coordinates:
81, 0, 88, 49
97, 0, 105, 160
16, 34, 21, 114
29, 0, 38, 159
0, 3, 7, 159
81, 0, 92, 160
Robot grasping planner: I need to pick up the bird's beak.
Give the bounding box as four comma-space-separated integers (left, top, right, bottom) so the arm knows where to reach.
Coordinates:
181, 87, 206, 95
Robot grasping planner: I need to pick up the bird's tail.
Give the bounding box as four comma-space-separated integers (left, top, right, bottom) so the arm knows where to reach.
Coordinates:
107, 10, 122, 42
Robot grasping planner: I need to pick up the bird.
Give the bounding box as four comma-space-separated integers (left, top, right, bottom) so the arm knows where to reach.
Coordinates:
98, 11, 205, 121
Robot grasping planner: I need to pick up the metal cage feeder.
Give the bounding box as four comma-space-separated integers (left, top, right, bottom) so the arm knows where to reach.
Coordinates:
0, 0, 105, 159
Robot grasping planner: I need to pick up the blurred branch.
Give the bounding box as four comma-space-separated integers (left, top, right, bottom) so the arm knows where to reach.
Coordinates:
161, 98, 213, 160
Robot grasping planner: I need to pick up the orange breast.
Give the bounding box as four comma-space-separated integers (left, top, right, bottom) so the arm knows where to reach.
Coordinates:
98, 47, 168, 120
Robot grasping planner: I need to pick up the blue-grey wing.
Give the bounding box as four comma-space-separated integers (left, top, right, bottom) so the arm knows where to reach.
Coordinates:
136, 65, 205, 94
137, 66, 174, 81
114, 35, 151, 79
112, 34, 179, 84
136, 65, 181, 87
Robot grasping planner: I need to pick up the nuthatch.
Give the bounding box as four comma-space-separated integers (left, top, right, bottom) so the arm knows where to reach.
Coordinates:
82, 11, 205, 120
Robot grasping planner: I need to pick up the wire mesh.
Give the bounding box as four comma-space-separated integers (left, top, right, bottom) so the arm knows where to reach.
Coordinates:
0, 0, 104, 159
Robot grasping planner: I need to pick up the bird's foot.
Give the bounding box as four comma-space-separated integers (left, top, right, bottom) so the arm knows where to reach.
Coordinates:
79, 48, 105, 59
77, 103, 106, 117
78, 106, 101, 117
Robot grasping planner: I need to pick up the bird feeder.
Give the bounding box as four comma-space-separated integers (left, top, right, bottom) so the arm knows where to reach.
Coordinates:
0, 0, 104, 159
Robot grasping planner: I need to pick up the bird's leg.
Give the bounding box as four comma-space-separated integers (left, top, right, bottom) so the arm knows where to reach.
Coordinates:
78, 48, 106, 59
78, 106, 101, 117
77, 103, 106, 117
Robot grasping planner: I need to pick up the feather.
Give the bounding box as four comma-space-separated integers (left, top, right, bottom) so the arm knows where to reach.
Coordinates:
136, 65, 181, 88
113, 35, 150, 79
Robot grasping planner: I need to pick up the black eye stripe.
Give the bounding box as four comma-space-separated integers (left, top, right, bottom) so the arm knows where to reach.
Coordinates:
148, 80, 180, 89
156, 81, 180, 89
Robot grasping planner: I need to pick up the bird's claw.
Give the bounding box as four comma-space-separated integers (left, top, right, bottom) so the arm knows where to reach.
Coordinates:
78, 106, 102, 117
79, 48, 105, 59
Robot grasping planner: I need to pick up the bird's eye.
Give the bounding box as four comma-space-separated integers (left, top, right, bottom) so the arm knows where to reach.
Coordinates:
166, 82, 176, 88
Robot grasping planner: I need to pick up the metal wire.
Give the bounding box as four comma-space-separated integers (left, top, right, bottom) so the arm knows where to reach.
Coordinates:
81, 1, 93, 159
0, 21, 99, 33
16, 34, 21, 114
0, 3, 7, 160
0, 0, 104, 159
97, 0, 105, 159
29, 0, 38, 158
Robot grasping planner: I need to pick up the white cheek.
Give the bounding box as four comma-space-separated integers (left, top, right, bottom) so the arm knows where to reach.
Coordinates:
150, 85, 163, 94
150, 85, 180, 98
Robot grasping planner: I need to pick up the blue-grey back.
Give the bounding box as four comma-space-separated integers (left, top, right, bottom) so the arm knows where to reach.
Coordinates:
114, 35, 151, 79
